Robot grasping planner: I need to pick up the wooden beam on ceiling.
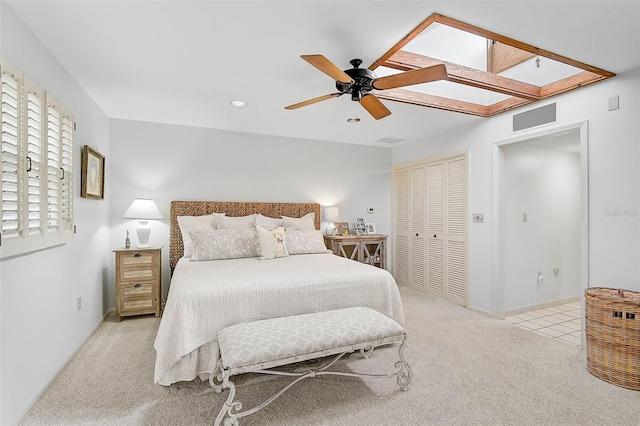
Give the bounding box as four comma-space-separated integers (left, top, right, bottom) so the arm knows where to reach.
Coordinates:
385, 50, 542, 101
374, 88, 490, 117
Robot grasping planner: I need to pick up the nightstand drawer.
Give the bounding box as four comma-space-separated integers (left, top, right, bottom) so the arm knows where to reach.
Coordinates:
121, 297, 155, 312
118, 252, 158, 281
120, 281, 155, 297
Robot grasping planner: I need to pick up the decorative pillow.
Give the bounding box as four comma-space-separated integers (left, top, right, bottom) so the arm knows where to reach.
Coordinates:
255, 213, 284, 230
286, 229, 330, 255
217, 214, 257, 229
177, 213, 226, 258
282, 212, 315, 230
189, 228, 258, 261
256, 225, 289, 260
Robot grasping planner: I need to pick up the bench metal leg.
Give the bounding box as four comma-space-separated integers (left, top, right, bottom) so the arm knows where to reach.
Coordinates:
213, 335, 412, 425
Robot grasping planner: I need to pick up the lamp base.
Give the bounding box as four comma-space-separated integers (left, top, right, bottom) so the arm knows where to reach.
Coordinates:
324, 223, 337, 236
136, 221, 151, 248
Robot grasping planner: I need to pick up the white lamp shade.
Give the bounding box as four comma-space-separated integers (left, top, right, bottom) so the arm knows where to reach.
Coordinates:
123, 199, 162, 248
324, 206, 339, 222
122, 198, 163, 220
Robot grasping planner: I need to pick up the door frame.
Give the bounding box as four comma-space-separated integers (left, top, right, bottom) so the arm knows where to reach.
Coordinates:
492, 120, 589, 342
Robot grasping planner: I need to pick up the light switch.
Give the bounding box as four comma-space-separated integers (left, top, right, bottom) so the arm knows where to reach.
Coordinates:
522, 213, 528, 222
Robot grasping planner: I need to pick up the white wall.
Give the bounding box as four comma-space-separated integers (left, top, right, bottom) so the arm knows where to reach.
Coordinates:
502, 143, 581, 311
109, 119, 392, 303
0, 4, 111, 424
392, 68, 640, 313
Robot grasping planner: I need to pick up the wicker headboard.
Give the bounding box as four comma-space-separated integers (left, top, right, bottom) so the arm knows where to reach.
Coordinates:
169, 201, 321, 268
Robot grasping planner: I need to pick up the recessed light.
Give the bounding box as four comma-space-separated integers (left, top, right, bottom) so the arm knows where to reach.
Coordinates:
230, 100, 247, 108
347, 117, 360, 123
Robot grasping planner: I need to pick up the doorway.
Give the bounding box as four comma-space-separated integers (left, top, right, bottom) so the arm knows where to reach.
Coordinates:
493, 121, 589, 345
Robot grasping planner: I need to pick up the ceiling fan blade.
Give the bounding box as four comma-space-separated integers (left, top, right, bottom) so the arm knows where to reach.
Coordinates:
360, 94, 391, 120
301, 54, 354, 84
284, 93, 342, 110
372, 64, 448, 90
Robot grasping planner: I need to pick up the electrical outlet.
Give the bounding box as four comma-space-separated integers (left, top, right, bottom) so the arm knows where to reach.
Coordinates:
522, 212, 528, 222
77, 297, 82, 311
472, 213, 484, 223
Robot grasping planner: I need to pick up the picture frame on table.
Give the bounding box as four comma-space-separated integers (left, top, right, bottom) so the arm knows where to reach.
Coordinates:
335, 222, 350, 236
81, 145, 105, 200
365, 223, 376, 234
355, 217, 365, 235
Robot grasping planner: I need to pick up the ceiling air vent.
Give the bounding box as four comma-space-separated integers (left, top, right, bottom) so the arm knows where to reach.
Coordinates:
513, 103, 556, 132
377, 137, 404, 144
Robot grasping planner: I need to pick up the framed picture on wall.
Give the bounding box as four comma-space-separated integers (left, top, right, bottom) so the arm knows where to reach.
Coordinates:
81, 145, 105, 200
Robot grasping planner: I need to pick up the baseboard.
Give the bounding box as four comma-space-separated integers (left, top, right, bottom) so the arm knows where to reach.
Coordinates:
467, 305, 492, 317
13, 309, 113, 425
504, 295, 581, 317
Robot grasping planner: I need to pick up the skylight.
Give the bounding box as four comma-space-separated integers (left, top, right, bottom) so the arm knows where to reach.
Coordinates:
370, 13, 615, 117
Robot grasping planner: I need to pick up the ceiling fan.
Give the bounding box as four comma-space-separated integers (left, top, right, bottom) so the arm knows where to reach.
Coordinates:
285, 54, 448, 120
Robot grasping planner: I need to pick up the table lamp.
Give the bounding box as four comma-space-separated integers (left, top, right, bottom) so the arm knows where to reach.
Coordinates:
122, 198, 163, 248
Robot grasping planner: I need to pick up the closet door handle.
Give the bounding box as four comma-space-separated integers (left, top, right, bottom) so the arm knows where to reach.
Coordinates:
415, 233, 419, 237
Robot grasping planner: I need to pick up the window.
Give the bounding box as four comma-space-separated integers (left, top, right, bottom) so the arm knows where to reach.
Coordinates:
1, 59, 74, 258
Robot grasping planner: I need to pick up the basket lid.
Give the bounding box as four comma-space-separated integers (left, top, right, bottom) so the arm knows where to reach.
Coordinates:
586, 287, 640, 303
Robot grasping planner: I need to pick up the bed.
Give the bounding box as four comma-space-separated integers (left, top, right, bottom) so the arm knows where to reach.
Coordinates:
154, 201, 404, 386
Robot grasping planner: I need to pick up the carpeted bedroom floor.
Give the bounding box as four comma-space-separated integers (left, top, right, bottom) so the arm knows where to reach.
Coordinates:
20, 286, 639, 425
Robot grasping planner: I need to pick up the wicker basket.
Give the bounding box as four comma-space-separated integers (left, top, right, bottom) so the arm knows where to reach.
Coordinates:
585, 287, 640, 390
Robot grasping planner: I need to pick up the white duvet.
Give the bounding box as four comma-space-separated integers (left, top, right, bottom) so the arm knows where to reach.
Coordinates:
154, 253, 404, 385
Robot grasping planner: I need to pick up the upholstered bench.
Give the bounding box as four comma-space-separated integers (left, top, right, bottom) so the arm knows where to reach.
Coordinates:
211, 307, 412, 426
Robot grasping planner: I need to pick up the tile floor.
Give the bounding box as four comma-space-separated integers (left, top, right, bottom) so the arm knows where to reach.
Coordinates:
504, 301, 583, 347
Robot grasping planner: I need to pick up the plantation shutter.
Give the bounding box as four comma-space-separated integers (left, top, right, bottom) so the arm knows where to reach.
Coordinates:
0, 59, 74, 258
1, 65, 21, 249
24, 79, 45, 248
46, 99, 61, 239
60, 111, 73, 238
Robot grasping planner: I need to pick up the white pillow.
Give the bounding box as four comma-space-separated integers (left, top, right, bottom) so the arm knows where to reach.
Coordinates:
255, 213, 284, 230
256, 225, 289, 260
177, 213, 225, 258
189, 228, 258, 261
286, 229, 330, 255
282, 212, 315, 230
217, 214, 257, 229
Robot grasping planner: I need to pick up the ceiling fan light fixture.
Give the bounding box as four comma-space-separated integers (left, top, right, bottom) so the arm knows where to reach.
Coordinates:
230, 100, 247, 108
347, 117, 360, 123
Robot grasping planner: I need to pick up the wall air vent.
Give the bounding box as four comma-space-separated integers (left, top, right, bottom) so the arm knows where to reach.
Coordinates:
513, 103, 556, 132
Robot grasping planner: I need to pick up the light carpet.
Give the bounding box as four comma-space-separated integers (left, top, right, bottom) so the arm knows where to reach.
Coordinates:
20, 286, 639, 425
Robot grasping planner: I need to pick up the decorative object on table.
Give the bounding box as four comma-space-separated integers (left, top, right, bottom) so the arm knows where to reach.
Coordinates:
355, 217, 365, 235
323, 206, 339, 236
125, 230, 131, 249
585, 287, 639, 390
122, 198, 163, 248
80, 145, 105, 200
365, 223, 376, 234
335, 221, 349, 236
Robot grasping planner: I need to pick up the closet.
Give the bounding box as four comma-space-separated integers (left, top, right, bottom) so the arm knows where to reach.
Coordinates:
393, 153, 467, 306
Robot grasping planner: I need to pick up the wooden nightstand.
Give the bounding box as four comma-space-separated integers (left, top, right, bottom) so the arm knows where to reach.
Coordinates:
114, 246, 162, 321
324, 234, 387, 269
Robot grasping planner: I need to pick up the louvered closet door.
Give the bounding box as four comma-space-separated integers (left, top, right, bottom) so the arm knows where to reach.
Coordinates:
426, 162, 445, 296
426, 155, 467, 305
445, 156, 467, 305
394, 165, 426, 291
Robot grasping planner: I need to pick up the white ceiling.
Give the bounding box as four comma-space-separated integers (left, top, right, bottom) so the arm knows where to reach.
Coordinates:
5, 1, 640, 146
